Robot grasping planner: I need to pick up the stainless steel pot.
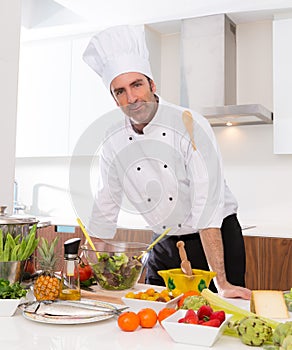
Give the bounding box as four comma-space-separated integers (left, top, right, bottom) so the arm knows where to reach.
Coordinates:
0, 205, 38, 238
0, 261, 26, 283
0, 206, 39, 282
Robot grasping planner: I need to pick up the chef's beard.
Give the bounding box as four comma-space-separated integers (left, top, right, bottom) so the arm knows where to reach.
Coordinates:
121, 101, 158, 125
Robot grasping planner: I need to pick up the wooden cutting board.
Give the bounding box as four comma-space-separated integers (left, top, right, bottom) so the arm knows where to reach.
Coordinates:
81, 283, 164, 305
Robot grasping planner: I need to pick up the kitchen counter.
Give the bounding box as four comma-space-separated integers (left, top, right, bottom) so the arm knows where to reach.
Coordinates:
1, 287, 291, 350
36, 215, 292, 239
241, 224, 292, 238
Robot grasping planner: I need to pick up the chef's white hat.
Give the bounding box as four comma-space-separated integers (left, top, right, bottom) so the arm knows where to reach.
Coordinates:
83, 25, 153, 90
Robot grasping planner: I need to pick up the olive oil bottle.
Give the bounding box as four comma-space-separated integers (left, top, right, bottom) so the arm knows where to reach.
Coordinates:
59, 238, 81, 300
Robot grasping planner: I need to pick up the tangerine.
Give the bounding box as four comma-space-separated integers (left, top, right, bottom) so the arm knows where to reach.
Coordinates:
137, 308, 157, 328
157, 307, 176, 326
117, 311, 140, 332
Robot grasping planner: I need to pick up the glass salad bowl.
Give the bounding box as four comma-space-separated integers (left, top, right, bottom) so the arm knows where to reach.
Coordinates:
81, 241, 148, 291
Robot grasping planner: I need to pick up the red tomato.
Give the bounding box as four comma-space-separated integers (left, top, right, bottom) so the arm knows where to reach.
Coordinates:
75, 263, 93, 281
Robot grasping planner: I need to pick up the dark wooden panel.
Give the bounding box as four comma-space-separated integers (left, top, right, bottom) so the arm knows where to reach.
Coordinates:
243, 236, 261, 290
74, 227, 153, 246
260, 237, 292, 290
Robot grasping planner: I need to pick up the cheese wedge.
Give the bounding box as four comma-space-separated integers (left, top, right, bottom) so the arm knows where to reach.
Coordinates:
250, 290, 289, 319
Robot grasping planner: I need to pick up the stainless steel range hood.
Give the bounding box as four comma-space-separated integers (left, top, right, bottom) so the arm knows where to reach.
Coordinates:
180, 14, 273, 126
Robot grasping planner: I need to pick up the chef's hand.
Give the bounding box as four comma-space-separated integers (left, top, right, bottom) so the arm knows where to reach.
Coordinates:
216, 281, 252, 300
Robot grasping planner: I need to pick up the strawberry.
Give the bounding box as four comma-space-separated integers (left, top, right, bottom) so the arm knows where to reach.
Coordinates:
184, 315, 199, 324
201, 318, 221, 327
209, 310, 226, 325
185, 309, 197, 318
197, 305, 213, 321
184, 309, 199, 324
178, 310, 199, 324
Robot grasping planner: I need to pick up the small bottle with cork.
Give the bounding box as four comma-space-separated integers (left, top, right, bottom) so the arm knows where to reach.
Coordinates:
59, 237, 81, 300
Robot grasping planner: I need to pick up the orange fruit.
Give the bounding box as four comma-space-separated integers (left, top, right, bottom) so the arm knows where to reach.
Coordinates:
157, 307, 177, 326
137, 308, 157, 328
145, 288, 155, 296
178, 290, 200, 308
117, 311, 140, 332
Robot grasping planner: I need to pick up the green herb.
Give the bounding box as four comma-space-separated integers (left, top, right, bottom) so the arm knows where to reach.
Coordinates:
0, 278, 27, 299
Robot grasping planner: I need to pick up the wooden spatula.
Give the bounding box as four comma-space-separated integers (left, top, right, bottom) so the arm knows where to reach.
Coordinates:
176, 240, 193, 276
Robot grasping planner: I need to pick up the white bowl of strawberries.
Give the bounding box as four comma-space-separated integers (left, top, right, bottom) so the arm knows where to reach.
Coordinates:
161, 305, 232, 347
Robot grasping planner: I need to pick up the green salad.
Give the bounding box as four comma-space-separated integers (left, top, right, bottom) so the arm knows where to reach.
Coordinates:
92, 252, 142, 290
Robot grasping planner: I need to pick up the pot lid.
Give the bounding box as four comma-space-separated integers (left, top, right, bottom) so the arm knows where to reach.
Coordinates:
0, 206, 38, 225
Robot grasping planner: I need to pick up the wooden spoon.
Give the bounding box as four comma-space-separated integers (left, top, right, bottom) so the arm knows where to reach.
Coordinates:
182, 110, 197, 151
176, 240, 193, 276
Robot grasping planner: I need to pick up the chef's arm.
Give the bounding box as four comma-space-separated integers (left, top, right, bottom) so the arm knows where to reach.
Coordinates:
199, 227, 251, 300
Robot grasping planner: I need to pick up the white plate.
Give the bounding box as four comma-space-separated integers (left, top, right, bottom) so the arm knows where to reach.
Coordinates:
22, 300, 118, 325
121, 294, 182, 313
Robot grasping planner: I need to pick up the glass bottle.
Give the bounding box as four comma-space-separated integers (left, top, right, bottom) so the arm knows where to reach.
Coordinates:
59, 238, 81, 300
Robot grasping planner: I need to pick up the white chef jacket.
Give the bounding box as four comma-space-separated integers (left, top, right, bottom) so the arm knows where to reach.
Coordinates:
88, 98, 238, 238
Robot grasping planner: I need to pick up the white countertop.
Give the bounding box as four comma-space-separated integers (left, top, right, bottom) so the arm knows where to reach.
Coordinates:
37, 215, 292, 239
1, 289, 291, 350
241, 224, 292, 238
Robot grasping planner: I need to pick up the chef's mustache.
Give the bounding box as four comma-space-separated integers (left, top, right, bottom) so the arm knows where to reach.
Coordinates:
121, 101, 157, 123
126, 101, 145, 111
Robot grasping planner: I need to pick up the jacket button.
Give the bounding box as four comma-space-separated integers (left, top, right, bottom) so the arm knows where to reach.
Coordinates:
129, 136, 133, 141
137, 167, 141, 171
162, 132, 166, 136
164, 164, 168, 168
162, 225, 166, 229
169, 197, 173, 201
178, 224, 182, 228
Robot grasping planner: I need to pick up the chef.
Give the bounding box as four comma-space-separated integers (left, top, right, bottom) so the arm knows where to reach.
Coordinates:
83, 25, 251, 300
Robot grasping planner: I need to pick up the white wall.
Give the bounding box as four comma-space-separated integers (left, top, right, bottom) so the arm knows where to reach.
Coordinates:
14, 157, 75, 219
236, 21, 273, 111
213, 125, 292, 227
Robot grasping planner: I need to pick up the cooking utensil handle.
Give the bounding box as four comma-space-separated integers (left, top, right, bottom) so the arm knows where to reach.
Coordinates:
177, 241, 188, 261
137, 227, 171, 260
77, 218, 99, 258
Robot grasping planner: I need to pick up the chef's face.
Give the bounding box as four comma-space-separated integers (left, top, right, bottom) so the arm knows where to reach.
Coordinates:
110, 72, 158, 125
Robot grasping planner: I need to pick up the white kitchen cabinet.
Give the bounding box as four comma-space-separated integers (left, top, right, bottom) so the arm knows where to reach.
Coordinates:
16, 38, 71, 157
68, 35, 116, 155
273, 17, 292, 154
16, 35, 116, 157
0, 1, 21, 211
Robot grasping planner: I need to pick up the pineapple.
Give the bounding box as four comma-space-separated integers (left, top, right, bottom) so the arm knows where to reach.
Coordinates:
34, 237, 61, 301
